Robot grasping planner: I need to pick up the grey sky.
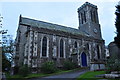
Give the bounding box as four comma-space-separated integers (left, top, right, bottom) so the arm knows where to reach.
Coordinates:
1, 1, 118, 45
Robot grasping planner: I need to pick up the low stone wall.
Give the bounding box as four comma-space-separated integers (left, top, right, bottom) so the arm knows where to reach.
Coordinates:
105, 74, 120, 78
90, 64, 105, 71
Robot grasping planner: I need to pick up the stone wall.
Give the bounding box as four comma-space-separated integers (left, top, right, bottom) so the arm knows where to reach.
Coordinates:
16, 25, 105, 70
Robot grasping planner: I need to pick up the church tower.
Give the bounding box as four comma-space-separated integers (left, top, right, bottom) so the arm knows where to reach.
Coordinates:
78, 2, 102, 39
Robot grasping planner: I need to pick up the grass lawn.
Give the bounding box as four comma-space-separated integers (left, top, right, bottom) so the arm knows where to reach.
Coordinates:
77, 70, 106, 80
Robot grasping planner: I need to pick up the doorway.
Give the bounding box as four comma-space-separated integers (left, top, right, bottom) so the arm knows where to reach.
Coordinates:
81, 52, 87, 67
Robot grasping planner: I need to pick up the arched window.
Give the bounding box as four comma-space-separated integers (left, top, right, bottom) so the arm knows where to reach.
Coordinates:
84, 11, 86, 22
42, 37, 47, 57
97, 45, 100, 59
74, 41, 77, 48
93, 11, 96, 23
86, 43, 89, 50
91, 10, 96, 23
81, 13, 83, 24
90, 11, 93, 22
60, 39, 64, 57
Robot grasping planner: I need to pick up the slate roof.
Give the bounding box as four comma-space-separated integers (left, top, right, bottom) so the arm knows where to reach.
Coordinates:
20, 16, 91, 37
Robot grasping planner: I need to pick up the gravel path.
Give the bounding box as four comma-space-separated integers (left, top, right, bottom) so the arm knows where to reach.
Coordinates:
29, 69, 89, 80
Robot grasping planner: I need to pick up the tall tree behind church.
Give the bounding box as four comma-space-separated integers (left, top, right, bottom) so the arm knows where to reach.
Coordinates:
114, 2, 120, 48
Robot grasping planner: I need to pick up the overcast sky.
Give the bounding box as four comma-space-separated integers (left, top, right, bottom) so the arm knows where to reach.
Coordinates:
0, 0, 119, 45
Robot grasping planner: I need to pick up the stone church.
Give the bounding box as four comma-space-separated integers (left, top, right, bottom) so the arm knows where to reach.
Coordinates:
15, 2, 105, 72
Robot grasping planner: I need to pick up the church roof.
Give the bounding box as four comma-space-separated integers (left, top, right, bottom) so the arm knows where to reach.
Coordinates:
20, 16, 90, 37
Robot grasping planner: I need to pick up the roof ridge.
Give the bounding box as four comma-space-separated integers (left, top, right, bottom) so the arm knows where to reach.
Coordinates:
21, 16, 78, 30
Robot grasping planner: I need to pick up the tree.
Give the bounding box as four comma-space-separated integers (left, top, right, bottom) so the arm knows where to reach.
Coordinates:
0, 14, 11, 72
106, 2, 120, 73
0, 14, 14, 73
2, 35, 14, 72
2, 52, 11, 72
114, 3, 120, 48
106, 2, 120, 74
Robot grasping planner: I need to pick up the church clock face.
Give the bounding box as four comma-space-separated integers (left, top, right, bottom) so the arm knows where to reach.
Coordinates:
94, 29, 97, 33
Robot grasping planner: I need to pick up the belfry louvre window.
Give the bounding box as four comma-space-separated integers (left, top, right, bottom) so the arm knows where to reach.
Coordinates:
93, 11, 96, 23
81, 13, 83, 24
60, 39, 64, 57
42, 37, 47, 57
91, 11, 93, 22
91, 11, 96, 23
84, 11, 86, 22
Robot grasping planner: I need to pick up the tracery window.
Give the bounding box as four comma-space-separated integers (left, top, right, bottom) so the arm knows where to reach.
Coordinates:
60, 39, 64, 57
97, 45, 100, 59
42, 37, 47, 57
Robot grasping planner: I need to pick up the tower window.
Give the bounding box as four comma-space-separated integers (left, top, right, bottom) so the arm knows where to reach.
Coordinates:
84, 11, 86, 22
81, 13, 83, 24
91, 10, 97, 23
93, 11, 96, 23
42, 37, 47, 57
60, 39, 64, 57
91, 11, 93, 22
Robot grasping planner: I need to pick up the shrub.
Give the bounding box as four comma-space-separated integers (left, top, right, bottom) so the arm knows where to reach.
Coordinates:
14, 66, 19, 74
105, 66, 111, 74
63, 60, 77, 70
18, 64, 30, 77
40, 61, 57, 74
106, 58, 120, 73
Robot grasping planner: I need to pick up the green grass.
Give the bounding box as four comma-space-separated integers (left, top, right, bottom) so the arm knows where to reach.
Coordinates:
77, 70, 118, 80
77, 70, 105, 80
6, 72, 20, 78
